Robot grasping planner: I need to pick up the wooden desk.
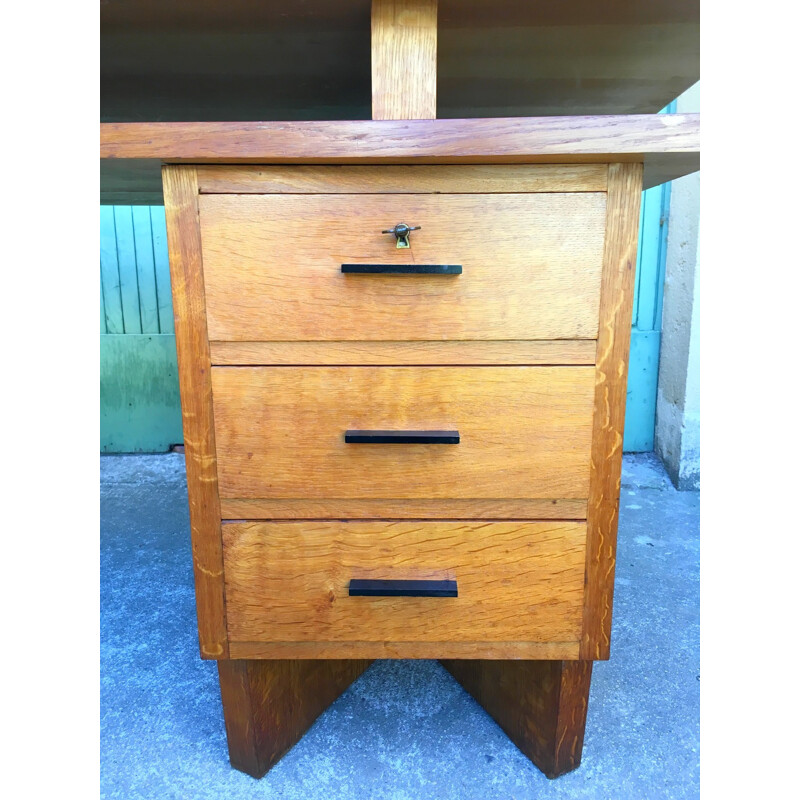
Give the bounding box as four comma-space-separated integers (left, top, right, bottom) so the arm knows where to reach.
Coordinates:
100, 0, 699, 781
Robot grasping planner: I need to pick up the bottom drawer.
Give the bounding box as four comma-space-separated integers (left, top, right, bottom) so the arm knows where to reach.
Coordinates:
222, 520, 587, 659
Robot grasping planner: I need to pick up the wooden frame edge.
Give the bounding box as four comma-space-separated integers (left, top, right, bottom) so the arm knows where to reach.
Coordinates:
162, 164, 229, 659
228, 640, 581, 660
580, 161, 644, 660
208, 340, 599, 366
218, 498, 589, 520
100, 115, 700, 161
196, 164, 609, 194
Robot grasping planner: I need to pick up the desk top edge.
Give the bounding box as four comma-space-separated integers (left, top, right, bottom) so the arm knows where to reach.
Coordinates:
100, 114, 698, 202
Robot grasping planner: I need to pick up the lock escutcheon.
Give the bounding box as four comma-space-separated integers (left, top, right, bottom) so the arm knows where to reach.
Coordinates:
381, 222, 421, 249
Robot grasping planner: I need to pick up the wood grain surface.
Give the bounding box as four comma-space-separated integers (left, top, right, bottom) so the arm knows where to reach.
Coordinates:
197, 164, 608, 194
199, 192, 606, 341
219, 497, 587, 521
101, 115, 700, 162
228, 640, 580, 660
211, 366, 595, 501
162, 165, 227, 659
441, 659, 593, 778
101, 115, 698, 203
218, 658, 371, 778
580, 162, 643, 660
209, 340, 597, 367
372, 0, 437, 120
222, 521, 586, 645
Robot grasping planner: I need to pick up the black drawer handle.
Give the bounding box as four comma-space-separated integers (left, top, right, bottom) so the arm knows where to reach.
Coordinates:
349, 579, 458, 597
341, 264, 462, 274
345, 430, 459, 444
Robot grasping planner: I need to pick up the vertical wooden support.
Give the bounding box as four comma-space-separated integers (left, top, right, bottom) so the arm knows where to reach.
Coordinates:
371, 0, 437, 119
218, 659, 372, 778
440, 660, 594, 778
581, 162, 644, 659
163, 165, 228, 659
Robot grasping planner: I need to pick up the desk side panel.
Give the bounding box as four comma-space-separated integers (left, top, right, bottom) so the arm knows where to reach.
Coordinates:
163, 165, 228, 659
581, 162, 643, 660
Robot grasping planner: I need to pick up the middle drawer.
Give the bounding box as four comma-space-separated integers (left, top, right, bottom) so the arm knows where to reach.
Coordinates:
212, 366, 594, 505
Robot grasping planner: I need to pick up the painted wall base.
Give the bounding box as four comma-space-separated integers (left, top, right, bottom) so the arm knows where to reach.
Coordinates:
100, 334, 183, 453
624, 330, 661, 452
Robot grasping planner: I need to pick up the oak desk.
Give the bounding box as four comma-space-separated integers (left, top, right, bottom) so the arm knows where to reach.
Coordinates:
101, 0, 699, 782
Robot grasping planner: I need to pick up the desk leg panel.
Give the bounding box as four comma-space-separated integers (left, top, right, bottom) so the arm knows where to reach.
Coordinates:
440, 658, 593, 778
217, 658, 372, 778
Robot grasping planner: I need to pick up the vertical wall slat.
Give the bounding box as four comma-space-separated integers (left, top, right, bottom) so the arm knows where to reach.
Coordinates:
635, 186, 663, 331
631, 198, 646, 327
100, 274, 107, 334
151, 206, 175, 334
653, 180, 672, 333
100, 207, 124, 334
114, 207, 143, 334
132, 206, 160, 333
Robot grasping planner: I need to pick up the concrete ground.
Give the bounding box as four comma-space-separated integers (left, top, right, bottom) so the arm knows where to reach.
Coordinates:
101, 453, 699, 800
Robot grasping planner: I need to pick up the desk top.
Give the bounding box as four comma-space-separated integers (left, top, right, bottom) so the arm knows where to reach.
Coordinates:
100, 114, 700, 203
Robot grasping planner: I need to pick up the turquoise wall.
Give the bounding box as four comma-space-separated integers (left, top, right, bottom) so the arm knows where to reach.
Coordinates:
100, 206, 183, 452
101, 172, 672, 453
623, 179, 671, 451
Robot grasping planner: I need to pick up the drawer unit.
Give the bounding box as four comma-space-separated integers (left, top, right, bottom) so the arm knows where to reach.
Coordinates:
211, 366, 595, 504
198, 191, 607, 342
163, 160, 644, 779
222, 521, 586, 657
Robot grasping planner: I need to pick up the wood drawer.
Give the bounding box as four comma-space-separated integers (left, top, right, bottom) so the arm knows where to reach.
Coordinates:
222, 520, 586, 651
198, 192, 607, 342
211, 366, 594, 504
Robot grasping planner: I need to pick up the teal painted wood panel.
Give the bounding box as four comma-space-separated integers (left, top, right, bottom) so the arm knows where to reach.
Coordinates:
150, 207, 175, 334
99, 205, 174, 336
631, 194, 646, 327
113, 207, 143, 334
101, 205, 183, 452
100, 334, 183, 453
100, 207, 124, 334
625, 330, 662, 451
624, 183, 669, 451
100, 276, 107, 334
634, 182, 670, 331
653, 181, 672, 333
131, 206, 161, 333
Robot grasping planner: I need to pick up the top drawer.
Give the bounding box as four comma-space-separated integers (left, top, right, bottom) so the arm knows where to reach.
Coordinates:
198, 180, 607, 342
